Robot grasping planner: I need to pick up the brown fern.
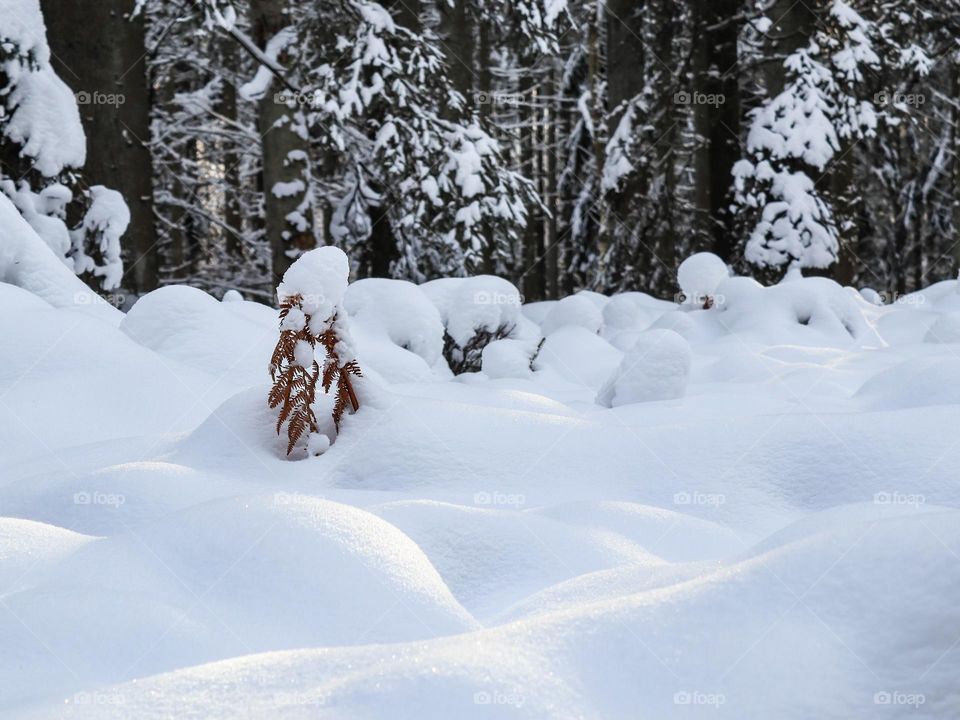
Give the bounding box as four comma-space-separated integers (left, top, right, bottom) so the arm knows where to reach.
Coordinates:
318, 313, 362, 431
269, 302, 362, 455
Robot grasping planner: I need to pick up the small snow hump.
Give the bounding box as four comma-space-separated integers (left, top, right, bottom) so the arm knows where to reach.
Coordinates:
596, 329, 693, 407
677, 252, 729, 308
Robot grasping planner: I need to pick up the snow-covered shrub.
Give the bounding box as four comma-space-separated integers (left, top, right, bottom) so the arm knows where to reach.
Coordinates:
677, 253, 729, 308
269, 247, 361, 456
596, 329, 692, 407
713, 275, 883, 348
421, 276, 525, 374
540, 295, 604, 336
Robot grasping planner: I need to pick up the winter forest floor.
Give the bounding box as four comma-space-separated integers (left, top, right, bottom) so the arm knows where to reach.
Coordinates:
2, 247, 960, 718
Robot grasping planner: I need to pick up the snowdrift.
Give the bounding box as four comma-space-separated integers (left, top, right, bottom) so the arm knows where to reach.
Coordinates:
4, 253, 960, 718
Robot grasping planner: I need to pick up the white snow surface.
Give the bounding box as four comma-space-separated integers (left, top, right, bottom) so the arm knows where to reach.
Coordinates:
3, 262, 960, 718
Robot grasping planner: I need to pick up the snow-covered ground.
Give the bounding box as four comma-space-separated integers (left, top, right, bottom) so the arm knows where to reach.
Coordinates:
3, 249, 960, 718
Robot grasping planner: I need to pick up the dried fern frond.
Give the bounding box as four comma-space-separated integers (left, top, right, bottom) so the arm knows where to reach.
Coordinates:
268, 302, 363, 456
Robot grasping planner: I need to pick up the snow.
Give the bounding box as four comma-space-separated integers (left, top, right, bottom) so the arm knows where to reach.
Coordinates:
73, 186, 130, 290
677, 252, 729, 306
276, 245, 350, 320
0, 193, 118, 321
4, 255, 960, 718
421, 275, 524, 347
343, 278, 446, 381
596, 329, 692, 406
540, 293, 604, 336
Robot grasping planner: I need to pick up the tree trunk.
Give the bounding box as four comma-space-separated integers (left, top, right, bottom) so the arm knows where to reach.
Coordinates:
249, 0, 315, 291
604, 0, 645, 229
42, 0, 159, 294
692, 0, 741, 261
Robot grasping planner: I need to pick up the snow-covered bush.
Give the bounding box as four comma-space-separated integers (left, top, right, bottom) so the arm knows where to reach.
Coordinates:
596, 329, 692, 407
422, 276, 526, 374
677, 253, 729, 308
713, 274, 883, 348
269, 247, 361, 456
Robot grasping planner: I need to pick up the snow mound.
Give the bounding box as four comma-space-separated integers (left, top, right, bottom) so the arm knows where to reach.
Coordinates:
121, 285, 276, 388
534, 500, 744, 562
0, 495, 477, 708
36, 510, 960, 720
0, 194, 117, 320
481, 338, 534, 379
597, 329, 692, 406
372, 500, 661, 616
855, 355, 960, 410
344, 278, 445, 381
532, 326, 622, 389
0, 518, 94, 592
540, 294, 604, 336
276, 246, 350, 318
923, 311, 960, 343
677, 252, 729, 306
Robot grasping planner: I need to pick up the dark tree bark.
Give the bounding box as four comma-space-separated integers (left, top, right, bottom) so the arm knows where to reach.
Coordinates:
438, 1, 475, 111
42, 0, 159, 294
249, 0, 315, 290
692, 0, 742, 262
